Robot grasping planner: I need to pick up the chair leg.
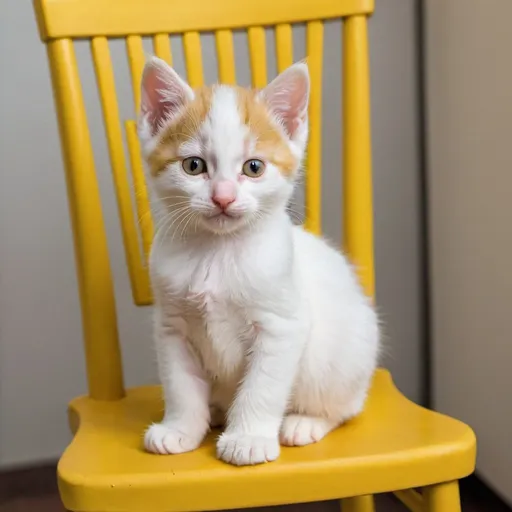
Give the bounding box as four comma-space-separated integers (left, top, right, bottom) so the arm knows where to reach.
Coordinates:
341, 495, 375, 512
424, 481, 461, 512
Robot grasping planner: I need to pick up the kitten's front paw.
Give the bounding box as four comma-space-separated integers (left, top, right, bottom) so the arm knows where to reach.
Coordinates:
216, 432, 280, 466
144, 422, 206, 454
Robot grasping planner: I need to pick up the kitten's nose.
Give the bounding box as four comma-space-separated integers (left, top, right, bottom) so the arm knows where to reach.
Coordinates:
212, 181, 236, 210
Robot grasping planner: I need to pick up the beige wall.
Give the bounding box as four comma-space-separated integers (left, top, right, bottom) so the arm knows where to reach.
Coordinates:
0, 0, 422, 467
426, 0, 512, 504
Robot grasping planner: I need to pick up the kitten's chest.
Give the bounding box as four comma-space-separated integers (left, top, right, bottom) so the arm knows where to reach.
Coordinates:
184, 257, 255, 378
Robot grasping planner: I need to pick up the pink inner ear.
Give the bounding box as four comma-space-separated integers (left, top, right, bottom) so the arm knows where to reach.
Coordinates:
140, 59, 192, 135
140, 71, 166, 133
262, 63, 310, 139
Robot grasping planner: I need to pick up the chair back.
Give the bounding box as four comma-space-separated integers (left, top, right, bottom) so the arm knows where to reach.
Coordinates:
33, 0, 376, 399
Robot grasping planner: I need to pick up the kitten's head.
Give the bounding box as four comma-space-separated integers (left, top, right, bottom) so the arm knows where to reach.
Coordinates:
138, 57, 309, 235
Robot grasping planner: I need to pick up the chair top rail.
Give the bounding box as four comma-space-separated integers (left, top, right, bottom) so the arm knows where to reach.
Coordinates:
34, 0, 374, 41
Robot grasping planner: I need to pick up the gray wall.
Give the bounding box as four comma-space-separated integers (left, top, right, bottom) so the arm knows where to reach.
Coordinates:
0, 0, 422, 467
426, 0, 512, 504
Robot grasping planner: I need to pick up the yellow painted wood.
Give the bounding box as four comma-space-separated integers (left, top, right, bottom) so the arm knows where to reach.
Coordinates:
215, 30, 236, 84
126, 35, 146, 110
275, 24, 293, 72
341, 495, 375, 512
394, 489, 425, 512
58, 370, 475, 511
305, 20, 324, 235
33, 0, 375, 41
91, 38, 152, 306
342, 15, 375, 298
153, 33, 173, 65
424, 481, 461, 512
183, 31, 204, 87
248, 26, 267, 88
46, 39, 124, 401
125, 120, 154, 265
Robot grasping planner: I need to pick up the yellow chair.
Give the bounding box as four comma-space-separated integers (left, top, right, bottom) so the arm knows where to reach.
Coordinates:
33, 0, 476, 510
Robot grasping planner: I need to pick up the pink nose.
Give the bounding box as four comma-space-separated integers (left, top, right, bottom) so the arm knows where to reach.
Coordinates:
212, 181, 236, 210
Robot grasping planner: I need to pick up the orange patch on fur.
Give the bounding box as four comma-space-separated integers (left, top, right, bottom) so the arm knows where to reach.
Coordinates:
147, 84, 298, 177
148, 86, 213, 176
236, 87, 298, 176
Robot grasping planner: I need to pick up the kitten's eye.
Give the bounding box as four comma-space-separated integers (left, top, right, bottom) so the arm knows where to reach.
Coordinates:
242, 159, 265, 178
182, 157, 207, 175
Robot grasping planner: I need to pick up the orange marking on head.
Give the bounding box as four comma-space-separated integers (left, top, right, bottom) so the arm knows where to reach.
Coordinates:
147, 86, 214, 176
146, 84, 298, 178
236, 87, 298, 176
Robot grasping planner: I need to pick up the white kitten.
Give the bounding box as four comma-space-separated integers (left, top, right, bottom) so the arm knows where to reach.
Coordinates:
138, 57, 380, 466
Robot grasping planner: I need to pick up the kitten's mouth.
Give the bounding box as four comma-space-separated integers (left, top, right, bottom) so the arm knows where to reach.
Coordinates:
208, 211, 240, 220
201, 210, 245, 233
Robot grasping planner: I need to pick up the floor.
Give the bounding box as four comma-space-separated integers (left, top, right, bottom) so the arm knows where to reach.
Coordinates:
0, 463, 510, 512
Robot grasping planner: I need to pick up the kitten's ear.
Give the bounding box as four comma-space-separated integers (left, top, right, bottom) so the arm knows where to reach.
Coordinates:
139, 57, 194, 137
261, 61, 310, 141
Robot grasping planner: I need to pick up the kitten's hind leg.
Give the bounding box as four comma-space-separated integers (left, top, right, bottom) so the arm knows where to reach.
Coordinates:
280, 415, 339, 446
281, 390, 368, 446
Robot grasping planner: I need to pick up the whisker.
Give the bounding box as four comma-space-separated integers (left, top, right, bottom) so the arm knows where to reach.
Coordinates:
155, 208, 191, 253
153, 206, 191, 237
180, 211, 197, 239
171, 210, 194, 244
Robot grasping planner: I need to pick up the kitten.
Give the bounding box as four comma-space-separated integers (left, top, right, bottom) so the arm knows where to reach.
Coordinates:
138, 57, 380, 466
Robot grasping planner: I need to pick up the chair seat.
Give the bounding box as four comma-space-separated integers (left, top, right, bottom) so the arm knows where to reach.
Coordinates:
58, 369, 476, 512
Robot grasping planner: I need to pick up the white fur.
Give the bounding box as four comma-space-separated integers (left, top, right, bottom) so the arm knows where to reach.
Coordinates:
139, 59, 380, 466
